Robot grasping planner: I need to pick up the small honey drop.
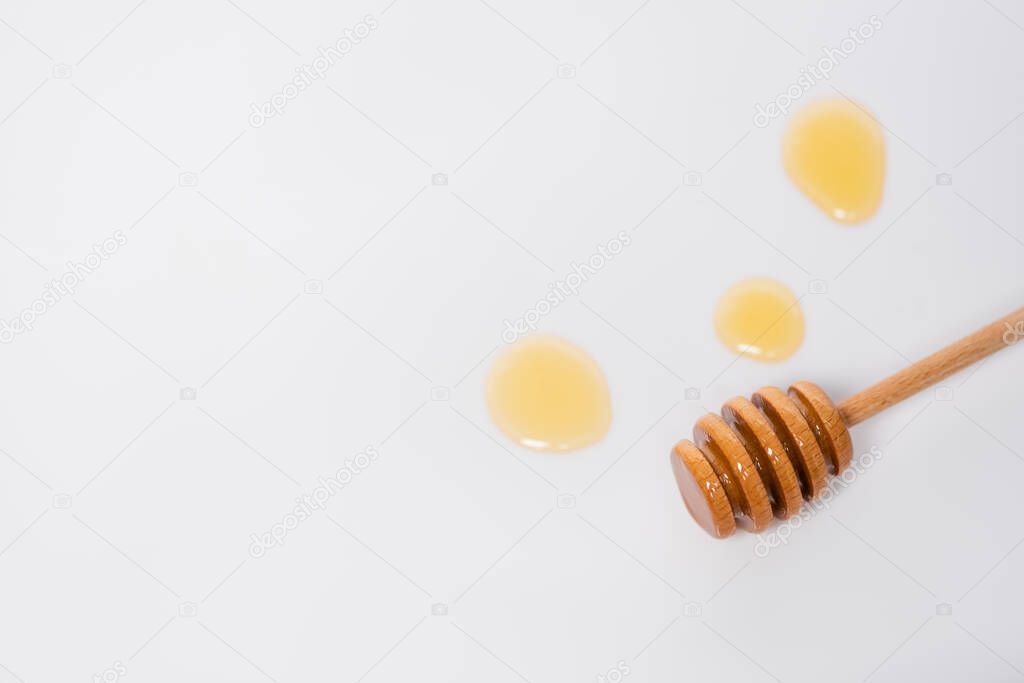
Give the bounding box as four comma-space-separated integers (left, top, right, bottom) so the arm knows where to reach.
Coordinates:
714, 278, 804, 362
486, 335, 611, 452
783, 97, 885, 223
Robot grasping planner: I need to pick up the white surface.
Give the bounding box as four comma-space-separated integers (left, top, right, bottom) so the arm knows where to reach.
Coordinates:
1, 0, 1023, 681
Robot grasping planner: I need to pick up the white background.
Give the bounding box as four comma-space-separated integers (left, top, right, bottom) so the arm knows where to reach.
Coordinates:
1, 0, 1023, 681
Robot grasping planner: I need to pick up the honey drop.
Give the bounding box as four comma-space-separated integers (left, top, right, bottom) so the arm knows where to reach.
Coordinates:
783, 97, 885, 223
486, 335, 611, 452
714, 278, 804, 362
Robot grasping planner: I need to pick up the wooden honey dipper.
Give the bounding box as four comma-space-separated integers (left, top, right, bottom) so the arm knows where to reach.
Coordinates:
672, 305, 1024, 538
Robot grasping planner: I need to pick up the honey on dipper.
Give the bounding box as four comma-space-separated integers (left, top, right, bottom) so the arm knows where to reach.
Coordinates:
672, 307, 1024, 538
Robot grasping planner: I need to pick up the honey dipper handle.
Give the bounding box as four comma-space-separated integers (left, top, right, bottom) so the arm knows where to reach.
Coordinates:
838, 306, 1024, 426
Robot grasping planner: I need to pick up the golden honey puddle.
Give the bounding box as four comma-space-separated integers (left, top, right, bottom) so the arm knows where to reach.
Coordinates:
486, 335, 611, 452
783, 97, 885, 223
714, 277, 804, 362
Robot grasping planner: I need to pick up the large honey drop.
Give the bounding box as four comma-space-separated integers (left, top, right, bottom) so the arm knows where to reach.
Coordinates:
714, 278, 804, 362
486, 335, 611, 452
783, 97, 885, 223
